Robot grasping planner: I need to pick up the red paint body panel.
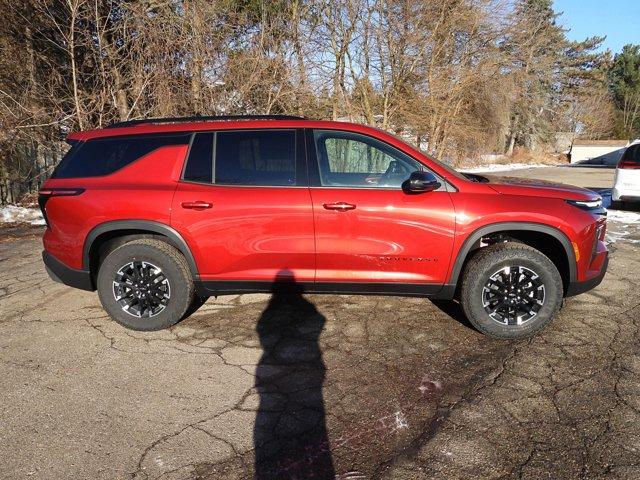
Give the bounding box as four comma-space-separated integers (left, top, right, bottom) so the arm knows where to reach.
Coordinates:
42, 118, 608, 294
484, 175, 602, 201
447, 191, 606, 283
42, 145, 188, 268
171, 184, 315, 281
310, 188, 455, 283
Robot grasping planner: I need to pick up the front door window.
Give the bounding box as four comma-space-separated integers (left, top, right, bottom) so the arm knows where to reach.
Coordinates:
314, 130, 425, 188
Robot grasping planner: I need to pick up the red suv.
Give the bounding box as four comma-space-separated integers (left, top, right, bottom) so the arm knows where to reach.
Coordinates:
40, 116, 608, 339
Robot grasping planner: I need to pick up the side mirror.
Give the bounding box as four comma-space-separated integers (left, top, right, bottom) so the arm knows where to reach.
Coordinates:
403, 171, 441, 193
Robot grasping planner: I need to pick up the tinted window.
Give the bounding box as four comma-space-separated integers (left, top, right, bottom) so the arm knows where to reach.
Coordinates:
313, 130, 424, 188
183, 133, 213, 182
215, 130, 296, 186
52, 134, 190, 178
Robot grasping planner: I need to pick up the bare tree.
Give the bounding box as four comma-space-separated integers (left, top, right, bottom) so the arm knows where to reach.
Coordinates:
0, 0, 613, 204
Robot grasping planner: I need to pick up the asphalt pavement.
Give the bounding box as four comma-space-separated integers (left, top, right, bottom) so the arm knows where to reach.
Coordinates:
1, 166, 639, 479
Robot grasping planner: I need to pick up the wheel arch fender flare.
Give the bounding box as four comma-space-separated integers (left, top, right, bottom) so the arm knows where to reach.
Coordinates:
448, 221, 577, 286
83, 220, 199, 280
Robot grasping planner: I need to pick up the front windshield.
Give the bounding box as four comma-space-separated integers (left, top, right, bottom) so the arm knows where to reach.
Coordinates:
427, 155, 470, 181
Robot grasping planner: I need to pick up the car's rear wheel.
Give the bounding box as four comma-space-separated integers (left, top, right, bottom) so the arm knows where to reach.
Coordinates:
97, 239, 195, 331
460, 243, 563, 339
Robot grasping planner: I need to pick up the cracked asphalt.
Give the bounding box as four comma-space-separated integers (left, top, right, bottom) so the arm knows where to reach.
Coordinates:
1, 166, 640, 480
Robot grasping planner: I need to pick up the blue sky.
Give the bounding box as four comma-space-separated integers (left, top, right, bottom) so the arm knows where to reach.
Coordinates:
553, 0, 638, 53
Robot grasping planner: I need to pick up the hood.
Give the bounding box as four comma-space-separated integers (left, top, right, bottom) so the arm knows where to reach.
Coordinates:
483, 175, 600, 201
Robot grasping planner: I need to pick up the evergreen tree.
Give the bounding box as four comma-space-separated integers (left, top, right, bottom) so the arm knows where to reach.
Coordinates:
608, 44, 640, 139
504, 0, 605, 152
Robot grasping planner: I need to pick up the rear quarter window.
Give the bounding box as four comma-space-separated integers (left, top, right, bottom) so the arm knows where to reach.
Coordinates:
52, 134, 190, 178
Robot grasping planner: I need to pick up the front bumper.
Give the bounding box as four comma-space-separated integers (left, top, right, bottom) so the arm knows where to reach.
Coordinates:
566, 253, 608, 297
42, 250, 94, 291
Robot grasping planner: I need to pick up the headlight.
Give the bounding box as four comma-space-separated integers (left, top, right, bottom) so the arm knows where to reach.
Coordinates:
566, 199, 603, 210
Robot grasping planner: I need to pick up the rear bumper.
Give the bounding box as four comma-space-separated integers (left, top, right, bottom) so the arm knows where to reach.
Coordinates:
566, 253, 608, 297
615, 195, 640, 203
42, 250, 94, 291
612, 184, 640, 202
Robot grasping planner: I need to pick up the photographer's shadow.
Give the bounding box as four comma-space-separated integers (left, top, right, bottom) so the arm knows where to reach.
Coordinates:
253, 271, 335, 479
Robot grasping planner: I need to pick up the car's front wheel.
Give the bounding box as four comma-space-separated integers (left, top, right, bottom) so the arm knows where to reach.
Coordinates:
460, 243, 563, 339
97, 239, 195, 331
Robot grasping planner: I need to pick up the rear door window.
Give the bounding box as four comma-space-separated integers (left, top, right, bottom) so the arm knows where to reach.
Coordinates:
214, 130, 297, 186
52, 134, 190, 178
183, 133, 214, 182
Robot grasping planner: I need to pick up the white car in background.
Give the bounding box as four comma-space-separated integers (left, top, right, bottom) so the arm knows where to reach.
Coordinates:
613, 142, 640, 208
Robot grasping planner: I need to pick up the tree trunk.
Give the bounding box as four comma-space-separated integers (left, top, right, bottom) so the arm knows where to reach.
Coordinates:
67, 2, 84, 129
505, 114, 519, 156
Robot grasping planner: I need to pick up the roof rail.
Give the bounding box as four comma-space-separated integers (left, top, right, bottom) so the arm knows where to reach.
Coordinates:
106, 115, 306, 129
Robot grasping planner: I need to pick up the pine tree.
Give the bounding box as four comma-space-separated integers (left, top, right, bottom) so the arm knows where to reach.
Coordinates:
608, 44, 640, 139
503, 0, 605, 152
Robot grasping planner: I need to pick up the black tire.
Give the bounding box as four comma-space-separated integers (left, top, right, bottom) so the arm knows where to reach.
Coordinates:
97, 239, 195, 331
460, 243, 563, 339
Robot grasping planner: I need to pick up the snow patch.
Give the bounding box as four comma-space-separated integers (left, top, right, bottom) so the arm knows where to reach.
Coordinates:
606, 229, 640, 245
394, 411, 409, 429
459, 163, 553, 173
605, 208, 640, 245
606, 209, 640, 224
0, 205, 45, 225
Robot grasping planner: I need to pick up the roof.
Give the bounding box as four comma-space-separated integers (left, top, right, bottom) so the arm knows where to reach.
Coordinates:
67, 117, 414, 146
105, 115, 304, 129
67, 116, 352, 141
572, 140, 628, 147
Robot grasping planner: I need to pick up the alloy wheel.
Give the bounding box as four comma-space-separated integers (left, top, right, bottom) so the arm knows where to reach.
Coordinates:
481, 265, 545, 326
112, 260, 170, 318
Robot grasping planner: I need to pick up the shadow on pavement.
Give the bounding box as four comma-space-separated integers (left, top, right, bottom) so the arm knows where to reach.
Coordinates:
253, 270, 335, 479
563, 159, 616, 169
430, 299, 477, 332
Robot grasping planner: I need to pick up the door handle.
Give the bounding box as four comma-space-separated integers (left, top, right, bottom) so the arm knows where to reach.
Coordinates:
323, 202, 356, 211
181, 201, 212, 210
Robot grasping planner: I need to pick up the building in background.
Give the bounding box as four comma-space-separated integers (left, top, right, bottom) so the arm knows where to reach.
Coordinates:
569, 140, 630, 165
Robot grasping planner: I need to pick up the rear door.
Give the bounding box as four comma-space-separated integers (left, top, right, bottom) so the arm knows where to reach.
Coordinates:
307, 129, 456, 289
171, 129, 315, 285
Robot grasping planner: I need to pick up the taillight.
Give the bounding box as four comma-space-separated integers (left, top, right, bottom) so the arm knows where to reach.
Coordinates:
38, 187, 85, 227
618, 159, 640, 169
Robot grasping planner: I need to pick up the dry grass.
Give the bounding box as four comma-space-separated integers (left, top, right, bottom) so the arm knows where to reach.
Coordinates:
509, 147, 563, 165
454, 147, 563, 170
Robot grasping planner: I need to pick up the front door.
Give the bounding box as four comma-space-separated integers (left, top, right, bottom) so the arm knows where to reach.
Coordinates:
171, 129, 315, 285
307, 129, 455, 289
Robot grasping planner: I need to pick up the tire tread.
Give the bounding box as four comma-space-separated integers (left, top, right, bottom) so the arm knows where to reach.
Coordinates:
97, 238, 195, 331
460, 242, 563, 339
